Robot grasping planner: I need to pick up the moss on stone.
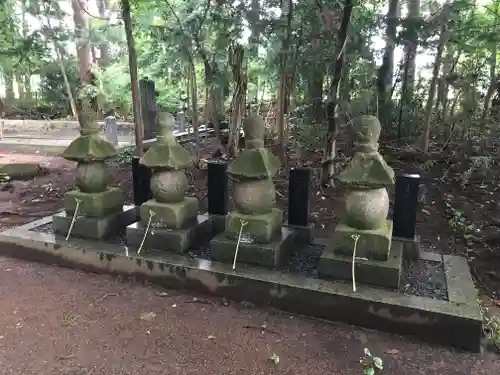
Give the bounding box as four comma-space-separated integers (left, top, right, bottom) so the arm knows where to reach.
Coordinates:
0, 163, 40, 180
228, 149, 280, 180
62, 134, 117, 162
226, 208, 283, 243
140, 143, 192, 170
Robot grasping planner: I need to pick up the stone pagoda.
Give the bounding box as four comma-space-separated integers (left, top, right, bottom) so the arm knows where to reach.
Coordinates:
126, 112, 212, 253
318, 115, 402, 289
53, 99, 132, 240
210, 115, 299, 269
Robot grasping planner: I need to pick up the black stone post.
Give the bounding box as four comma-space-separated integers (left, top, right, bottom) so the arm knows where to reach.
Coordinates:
288, 168, 311, 226
392, 173, 420, 239
207, 161, 228, 215
139, 77, 157, 140
132, 156, 152, 206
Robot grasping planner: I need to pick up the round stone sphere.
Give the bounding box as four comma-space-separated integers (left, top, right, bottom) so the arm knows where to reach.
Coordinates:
75, 162, 109, 193
344, 188, 389, 230
151, 170, 188, 203
234, 179, 275, 214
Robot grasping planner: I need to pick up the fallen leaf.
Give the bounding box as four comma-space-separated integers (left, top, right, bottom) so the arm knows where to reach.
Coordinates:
269, 352, 280, 365
139, 312, 156, 321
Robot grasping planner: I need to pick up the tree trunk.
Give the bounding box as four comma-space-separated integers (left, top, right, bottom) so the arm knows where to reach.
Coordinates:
98, 0, 110, 66
71, 0, 93, 83
4, 72, 15, 104
482, 1, 499, 118
24, 75, 32, 101
403, 0, 420, 103
16, 74, 25, 101
54, 44, 78, 119
188, 63, 199, 145
228, 44, 247, 157
377, 0, 399, 126
122, 0, 144, 156
275, 0, 293, 160
320, 0, 354, 186
422, 3, 453, 153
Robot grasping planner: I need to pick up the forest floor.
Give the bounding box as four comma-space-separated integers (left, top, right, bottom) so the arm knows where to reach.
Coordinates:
0, 139, 500, 373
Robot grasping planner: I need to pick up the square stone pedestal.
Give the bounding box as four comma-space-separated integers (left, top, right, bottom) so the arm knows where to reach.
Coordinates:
333, 219, 393, 261
318, 241, 403, 289
226, 208, 283, 243
53, 205, 138, 240
126, 214, 213, 253
140, 197, 198, 229
63, 187, 124, 218
210, 226, 299, 269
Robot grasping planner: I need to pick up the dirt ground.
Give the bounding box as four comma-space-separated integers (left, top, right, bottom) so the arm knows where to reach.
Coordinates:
1, 143, 500, 373
1, 256, 499, 375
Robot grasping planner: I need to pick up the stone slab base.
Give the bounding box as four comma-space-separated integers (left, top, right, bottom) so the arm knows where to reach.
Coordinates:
0, 215, 483, 352
64, 187, 124, 218
210, 226, 299, 269
318, 242, 403, 289
53, 205, 138, 240
333, 219, 393, 261
126, 214, 213, 253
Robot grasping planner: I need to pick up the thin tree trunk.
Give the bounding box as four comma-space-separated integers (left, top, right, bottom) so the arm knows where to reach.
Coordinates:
122, 0, 144, 156
482, 1, 499, 118
98, 0, 110, 66
188, 63, 199, 145
377, 0, 400, 126
422, 3, 453, 153
275, 0, 293, 160
321, 0, 354, 186
54, 44, 78, 119
71, 0, 93, 83
4, 72, 15, 103
228, 44, 247, 157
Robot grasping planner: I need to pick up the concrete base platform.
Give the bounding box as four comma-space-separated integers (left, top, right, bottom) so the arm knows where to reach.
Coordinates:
318, 242, 403, 289
0, 214, 482, 352
126, 215, 214, 253
210, 227, 299, 269
53, 205, 138, 240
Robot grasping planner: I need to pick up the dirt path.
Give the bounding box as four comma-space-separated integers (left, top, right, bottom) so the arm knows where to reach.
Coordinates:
0, 256, 496, 375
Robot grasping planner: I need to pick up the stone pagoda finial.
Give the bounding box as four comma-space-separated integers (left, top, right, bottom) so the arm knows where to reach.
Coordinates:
139, 112, 197, 229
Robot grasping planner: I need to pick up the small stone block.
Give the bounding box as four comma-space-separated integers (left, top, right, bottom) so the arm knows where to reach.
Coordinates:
53, 206, 137, 240
333, 220, 393, 261
126, 215, 213, 253
208, 214, 227, 234
140, 197, 198, 229
226, 208, 283, 243
63, 188, 124, 218
318, 241, 403, 289
393, 234, 421, 262
283, 221, 313, 243
210, 226, 299, 269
